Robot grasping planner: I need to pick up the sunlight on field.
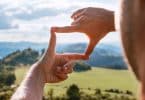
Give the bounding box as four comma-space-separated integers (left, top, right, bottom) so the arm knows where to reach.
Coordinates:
15, 67, 138, 97
14, 66, 30, 84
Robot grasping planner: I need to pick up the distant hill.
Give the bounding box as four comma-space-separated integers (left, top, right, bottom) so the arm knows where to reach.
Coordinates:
1, 48, 91, 72
0, 42, 47, 59
57, 43, 127, 69
0, 42, 127, 69
0, 42, 70, 58
1, 48, 39, 66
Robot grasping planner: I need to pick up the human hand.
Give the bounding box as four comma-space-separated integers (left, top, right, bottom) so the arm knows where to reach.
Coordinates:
52, 7, 115, 57
39, 29, 86, 83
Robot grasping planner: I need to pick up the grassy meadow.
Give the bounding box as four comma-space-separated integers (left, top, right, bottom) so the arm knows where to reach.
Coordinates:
14, 67, 138, 97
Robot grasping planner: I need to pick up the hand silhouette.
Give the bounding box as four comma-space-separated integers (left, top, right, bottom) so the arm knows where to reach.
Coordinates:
40, 28, 88, 83
52, 7, 115, 58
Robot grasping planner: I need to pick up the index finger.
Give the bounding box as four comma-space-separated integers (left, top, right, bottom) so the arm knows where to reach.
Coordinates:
47, 29, 56, 55
52, 25, 80, 33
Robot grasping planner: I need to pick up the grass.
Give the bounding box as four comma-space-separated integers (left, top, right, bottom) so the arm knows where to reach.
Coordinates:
14, 66, 29, 84
14, 67, 138, 97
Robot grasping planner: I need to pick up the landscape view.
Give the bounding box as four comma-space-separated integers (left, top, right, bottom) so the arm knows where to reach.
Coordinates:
0, 0, 138, 100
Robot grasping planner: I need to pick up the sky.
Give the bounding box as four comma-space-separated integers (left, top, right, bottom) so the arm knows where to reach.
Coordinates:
0, 0, 120, 44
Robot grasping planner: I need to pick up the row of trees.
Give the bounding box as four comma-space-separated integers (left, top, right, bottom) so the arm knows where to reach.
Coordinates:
0, 84, 137, 100
0, 66, 16, 100
44, 84, 136, 100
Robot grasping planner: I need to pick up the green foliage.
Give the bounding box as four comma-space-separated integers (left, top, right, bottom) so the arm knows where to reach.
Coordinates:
0, 86, 15, 100
0, 69, 16, 86
74, 61, 91, 72
5, 73, 16, 86
105, 89, 134, 96
42, 85, 137, 100
66, 84, 80, 100
2, 48, 39, 66
95, 88, 101, 95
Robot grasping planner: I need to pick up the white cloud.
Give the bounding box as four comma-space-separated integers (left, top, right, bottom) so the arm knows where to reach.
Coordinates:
100, 32, 121, 45
0, 0, 119, 44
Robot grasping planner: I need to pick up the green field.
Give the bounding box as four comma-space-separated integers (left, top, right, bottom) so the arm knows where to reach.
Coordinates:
15, 67, 138, 97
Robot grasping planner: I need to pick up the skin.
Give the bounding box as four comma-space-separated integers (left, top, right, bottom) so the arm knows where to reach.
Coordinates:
53, 5, 145, 100
52, 7, 115, 58
11, 29, 87, 100
120, 0, 145, 100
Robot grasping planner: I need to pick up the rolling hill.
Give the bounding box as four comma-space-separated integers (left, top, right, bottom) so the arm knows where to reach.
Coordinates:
0, 42, 127, 69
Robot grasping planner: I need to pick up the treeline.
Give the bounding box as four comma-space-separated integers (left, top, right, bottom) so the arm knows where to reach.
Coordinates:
0, 66, 16, 100
74, 61, 91, 72
43, 84, 136, 100
0, 48, 40, 66
0, 67, 16, 86
0, 84, 136, 100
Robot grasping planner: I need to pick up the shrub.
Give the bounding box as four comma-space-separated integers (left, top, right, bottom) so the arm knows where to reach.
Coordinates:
66, 84, 80, 100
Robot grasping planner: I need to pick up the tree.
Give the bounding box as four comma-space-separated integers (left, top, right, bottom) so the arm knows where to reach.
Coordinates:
5, 73, 16, 86
66, 84, 80, 100
73, 61, 91, 72
2, 48, 39, 66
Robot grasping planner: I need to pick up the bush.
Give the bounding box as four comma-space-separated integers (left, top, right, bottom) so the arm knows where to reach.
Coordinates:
126, 90, 133, 95
2, 48, 39, 66
0, 69, 16, 87
66, 84, 80, 100
5, 73, 16, 86
73, 62, 91, 72
0, 89, 13, 100
95, 88, 101, 95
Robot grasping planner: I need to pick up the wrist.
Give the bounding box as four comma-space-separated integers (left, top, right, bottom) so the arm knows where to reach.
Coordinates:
36, 61, 48, 83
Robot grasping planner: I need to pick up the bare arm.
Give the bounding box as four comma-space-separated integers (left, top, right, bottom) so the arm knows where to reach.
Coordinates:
11, 63, 45, 100
120, 0, 145, 99
11, 29, 85, 100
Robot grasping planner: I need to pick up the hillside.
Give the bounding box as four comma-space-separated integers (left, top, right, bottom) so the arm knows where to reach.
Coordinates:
0, 42, 127, 69
0, 42, 47, 59
62, 43, 127, 69
1, 48, 39, 66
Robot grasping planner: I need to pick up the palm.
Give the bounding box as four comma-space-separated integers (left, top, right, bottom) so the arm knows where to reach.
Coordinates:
43, 55, 72, 83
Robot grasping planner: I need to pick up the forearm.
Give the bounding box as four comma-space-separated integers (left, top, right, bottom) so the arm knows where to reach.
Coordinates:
11, 62, 45, 100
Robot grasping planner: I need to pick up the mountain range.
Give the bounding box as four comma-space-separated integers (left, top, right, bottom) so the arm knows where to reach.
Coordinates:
0, 42, 127, 69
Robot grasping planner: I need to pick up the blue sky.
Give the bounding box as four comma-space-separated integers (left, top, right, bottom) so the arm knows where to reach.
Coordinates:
0, 0, 120, 44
